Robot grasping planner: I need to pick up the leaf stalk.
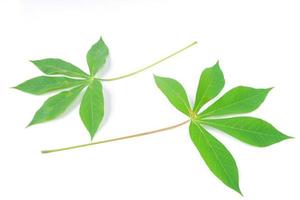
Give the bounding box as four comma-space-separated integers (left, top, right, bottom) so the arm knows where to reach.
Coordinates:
97, 41, 197, 81
42, 120, 190, 154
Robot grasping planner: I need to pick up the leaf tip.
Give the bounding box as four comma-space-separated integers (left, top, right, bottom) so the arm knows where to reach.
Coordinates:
211, 60, 222, 71
12, 84, 33, 94
267, 87, 274, 92
286, 135, 295, 140
96, 36, 106, 46
153, 74, 161, 81
29, 60, 37, 65
233, 184, 243, 196
26, 120, 35, 128
89, 130, 97, 141
237, 189, 243, 196
82, 122, 98, 142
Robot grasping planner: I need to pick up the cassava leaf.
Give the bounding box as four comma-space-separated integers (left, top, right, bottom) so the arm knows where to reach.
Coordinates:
200, 86, 272, 118
15, 76, 86, 95
80, 79, 104, 139
28, 85, 84, 126
31, 58, 89, 78
194, 61, 224, 112
199, 117, 291, 147
153, 63, 291, 194
154, 75, 191, 116
189, 121, 241, 194
86, 37, 109, 76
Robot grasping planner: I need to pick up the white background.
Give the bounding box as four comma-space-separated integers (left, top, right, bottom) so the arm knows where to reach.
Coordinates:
0, 0, 299, 199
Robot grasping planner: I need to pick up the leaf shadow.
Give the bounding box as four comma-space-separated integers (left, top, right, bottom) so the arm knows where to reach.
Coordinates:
98, 86, 112, 132
96, 55, 111, 78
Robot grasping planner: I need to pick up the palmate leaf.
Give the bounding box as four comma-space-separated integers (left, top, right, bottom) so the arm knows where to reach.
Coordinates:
80, 79, 104, 139
193, 61, 225, 113
15, 76, 86, 95
154, 75, 191, 116
189, 121, 241, 194
200, 117, 291, 147
31, 58, 89, 78
200, 86, 272, 118
86, 37, 109, 76
154, 62, 291, 194
16, 36, 112, 139
28, 85, 84, 126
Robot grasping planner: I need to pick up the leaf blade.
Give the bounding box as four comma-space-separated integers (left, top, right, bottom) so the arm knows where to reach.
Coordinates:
86, 37, 109, 76
200, 86, 271, 117
31, 58, 88, 78
28, 85, 84, 126
154, 75, 191, 116
189, 121, 241, 194
194, 61, 225, 112
15, 76, 86, 95
79, 79, 104, 139
200, 117, 291, 147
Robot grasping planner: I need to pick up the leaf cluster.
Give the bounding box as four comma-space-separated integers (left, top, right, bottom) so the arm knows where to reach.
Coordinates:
15, 37, 109, 139
154, 62, 291, 194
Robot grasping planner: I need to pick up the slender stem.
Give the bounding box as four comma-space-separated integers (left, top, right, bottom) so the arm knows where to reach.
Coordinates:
42, 120, 190, 154
97, 41, 197, 81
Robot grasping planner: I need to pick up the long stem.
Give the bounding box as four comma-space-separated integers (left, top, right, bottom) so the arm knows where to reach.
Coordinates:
97, 41, 197, 81
42, 120, 190, 154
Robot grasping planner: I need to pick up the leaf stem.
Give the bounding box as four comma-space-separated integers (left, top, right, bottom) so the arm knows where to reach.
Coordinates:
97, 41, 197, 81
41, 120, 190, 154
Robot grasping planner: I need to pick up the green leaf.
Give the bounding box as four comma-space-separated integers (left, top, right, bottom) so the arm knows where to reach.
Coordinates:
80, 79, 104, 139
189, 121, 241, 194
200, 86, 272, 118
200, 117, 291, 147
15, 76, 86, 95
28, 85, 84, 126
194, 61, 225, 113
31, 58, 89, 78
86, 37, 109, 76
154, 75, 191, 116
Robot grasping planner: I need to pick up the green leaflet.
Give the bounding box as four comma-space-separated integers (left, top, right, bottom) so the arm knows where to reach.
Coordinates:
193, 62, 225, 112
86, 37, 109, 76
200, 86, 272, 118
189, 121, 241, 194
31, 58, 89, 78
28, 85, 84, 126
15, 76, 86, 95
80, 79, 104, 139
154, 75, 191, 116
200, 117, 291, 147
